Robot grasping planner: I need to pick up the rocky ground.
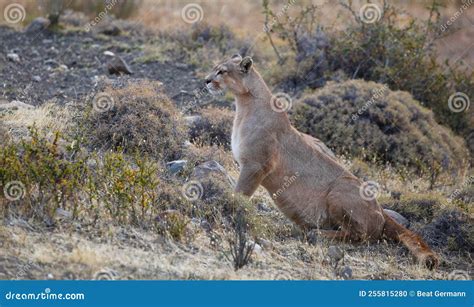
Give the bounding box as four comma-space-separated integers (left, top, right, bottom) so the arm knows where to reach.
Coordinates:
0, 17, 472, 281
0, 22, 212, 110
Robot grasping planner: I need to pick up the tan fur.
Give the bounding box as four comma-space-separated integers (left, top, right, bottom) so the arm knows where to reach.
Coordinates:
205, 55, 439, 269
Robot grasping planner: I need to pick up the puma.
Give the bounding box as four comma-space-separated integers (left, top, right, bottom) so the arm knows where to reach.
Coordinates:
205, 54, 439, 269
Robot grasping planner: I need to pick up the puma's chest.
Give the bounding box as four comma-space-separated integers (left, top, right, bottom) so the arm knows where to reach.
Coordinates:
231, 127, 241, 163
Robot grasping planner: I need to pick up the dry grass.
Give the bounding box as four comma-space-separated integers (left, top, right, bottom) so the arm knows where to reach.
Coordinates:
0, 101, 71, 141
1, 220, 465, 280
83, 80, 187, 160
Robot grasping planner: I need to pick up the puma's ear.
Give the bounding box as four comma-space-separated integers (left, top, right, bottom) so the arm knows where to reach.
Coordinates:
240, 56, 253, 73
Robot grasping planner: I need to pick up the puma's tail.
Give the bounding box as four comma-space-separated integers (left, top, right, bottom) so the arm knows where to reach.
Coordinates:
382, 212, 439, 270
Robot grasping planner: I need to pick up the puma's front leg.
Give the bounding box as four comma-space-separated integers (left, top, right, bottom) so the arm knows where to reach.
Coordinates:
234, 163, 267, 197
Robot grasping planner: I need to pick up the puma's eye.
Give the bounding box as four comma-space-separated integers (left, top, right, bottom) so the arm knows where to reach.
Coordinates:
216, 70, 226, 75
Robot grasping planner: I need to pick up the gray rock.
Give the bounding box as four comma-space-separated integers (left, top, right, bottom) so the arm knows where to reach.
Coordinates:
44, 59, 60, 67
7, 53, 20, 63
166, 160, 188, 175
306, 229, 320, 245
58, 64, 68, 71
256, 238, 272, 249
383, 209, 410, 228
327, 245, 344, 264
32, 76, 42, 82
257, 202, 272, 212
184, 115, 202, 126
192, 160, 235, 186
253, 243, 263, 255
338, 266, 353, 279
99, 24, 121, 36
107, 56, 133, 75
200, 219, 212, 232
25, 17, 51, 33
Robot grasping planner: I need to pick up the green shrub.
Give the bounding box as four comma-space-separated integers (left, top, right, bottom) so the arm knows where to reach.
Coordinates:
383, 193, 445, 223
154, 209, 192, 242
192, 177, 250, 226
88, 151, 162, 225
83, 80, 187, 161
158, 22, 253, 71
0, 127, 176, 228
291, 80, 469, 181
265, 1, 473, 153
383, 193, 473, 255
0, 127, 88, 223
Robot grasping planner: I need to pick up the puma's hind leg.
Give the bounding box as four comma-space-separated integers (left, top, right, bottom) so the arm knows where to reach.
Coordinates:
325, 180, 385, 242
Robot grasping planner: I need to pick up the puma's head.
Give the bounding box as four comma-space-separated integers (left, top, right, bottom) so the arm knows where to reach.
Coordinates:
205, 54, 253, 96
